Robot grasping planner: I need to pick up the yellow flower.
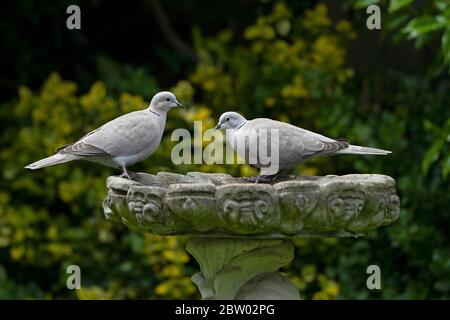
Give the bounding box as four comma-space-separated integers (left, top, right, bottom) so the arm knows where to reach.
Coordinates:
162, 249, 190, 264
10, 245, 25, 261
301, 264, 317, 283
77, 286, 113, 300
272, 2, 291, 19
277, 114, 290, 123
281, 75, 308, 98
240, 164, 258, 177
311, 35, 344, 68
155, 282, 170, 296
119, 92, 146, 113
172, 80, 195, 101
302, 4, 331, 31
265, 96, 276, 108
336, 20, 356, 39
160, 265, 182, 278
300, 166, 318, 176
336, 20, 351, 33
80, 82, 107, 111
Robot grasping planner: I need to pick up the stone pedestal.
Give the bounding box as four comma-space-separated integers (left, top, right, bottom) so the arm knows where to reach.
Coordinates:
102, 172, 400, 300
186, 238, 299, 300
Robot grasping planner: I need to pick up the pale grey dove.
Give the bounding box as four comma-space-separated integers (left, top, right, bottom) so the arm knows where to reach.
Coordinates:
215, 111, 391, 182
25, 91, 182, 179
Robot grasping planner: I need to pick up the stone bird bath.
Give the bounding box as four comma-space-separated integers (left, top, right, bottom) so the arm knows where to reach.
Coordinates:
102, 172, 400, 300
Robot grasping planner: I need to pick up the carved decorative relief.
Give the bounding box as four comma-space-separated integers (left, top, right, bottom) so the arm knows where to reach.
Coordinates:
127, 186, 165, 224
102, 176, 138, 224
102, 191, 124, 223
103, 172, 400, 237
327, 189, 366, 222
275, 181, 319, 234
216, 185, 280, 234
186, 238, 297, 300
166, 183, 216, 232
341, 179, 401, 233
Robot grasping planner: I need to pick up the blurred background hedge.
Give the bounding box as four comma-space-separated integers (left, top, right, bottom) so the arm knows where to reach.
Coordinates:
0, 0, 449, 299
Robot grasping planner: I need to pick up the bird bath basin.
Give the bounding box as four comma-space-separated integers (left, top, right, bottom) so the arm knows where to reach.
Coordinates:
103, 172, 400, 299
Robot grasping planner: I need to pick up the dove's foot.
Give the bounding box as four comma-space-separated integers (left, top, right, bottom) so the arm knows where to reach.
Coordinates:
244, 173, 285, 184
243, 176, 257, 183
119, 172, 137, 180
119, 166, 136, 180
119, 172, 132, 179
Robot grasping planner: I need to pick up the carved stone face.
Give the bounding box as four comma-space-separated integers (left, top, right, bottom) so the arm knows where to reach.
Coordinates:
217, 185, 279, 233
373, 192, 400, 224
223, 192, 270, 226
326, 189, 366, 226
387, 194, 400, 221
103, 182, 132, 222
165, 184, 216, 232
102, 192, 125, 222
346, 185, 402, 232
275, 181, 319, 234
126, 186, 166, 227
329, 196, 364, 221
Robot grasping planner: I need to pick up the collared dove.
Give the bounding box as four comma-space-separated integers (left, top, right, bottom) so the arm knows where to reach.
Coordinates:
25, 91, 183, 179
215, 111, 391, 182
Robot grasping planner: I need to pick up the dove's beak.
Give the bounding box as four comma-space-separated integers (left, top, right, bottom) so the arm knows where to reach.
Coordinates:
215, 123, 222, 129
175, 101, 183, 108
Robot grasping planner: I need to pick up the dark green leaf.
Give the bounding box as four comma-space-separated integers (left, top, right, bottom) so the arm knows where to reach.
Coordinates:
403, 16, 445, 38
387, 14, 409, 31
422, 138, 445, 175
388, 0, 414, 13
442, 28, 450, 64
354, 0, 380, 10
435, 0, 450, 12
424, 119, 441, 136
442, 151, 450, 178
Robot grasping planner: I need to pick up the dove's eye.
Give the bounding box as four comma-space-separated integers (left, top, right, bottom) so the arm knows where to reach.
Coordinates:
166, 98, 170, 101
226, 117, 230, 121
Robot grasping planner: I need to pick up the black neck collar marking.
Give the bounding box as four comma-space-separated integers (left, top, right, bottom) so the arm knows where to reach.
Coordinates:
237, 121, 247, 131
149, 109, 160, 117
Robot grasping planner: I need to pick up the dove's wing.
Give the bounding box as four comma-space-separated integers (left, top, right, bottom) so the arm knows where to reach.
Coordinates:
59, 110, 161, 158
241, 118, 349, 168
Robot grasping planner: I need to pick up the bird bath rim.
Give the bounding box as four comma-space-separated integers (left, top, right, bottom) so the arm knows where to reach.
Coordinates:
102, 171, 400, 238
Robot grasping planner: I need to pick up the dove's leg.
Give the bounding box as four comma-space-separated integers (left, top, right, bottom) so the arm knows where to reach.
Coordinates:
243, 176, 258, 183
255, 174, 279, 184
244, 172, 286, 184
120, 165, 132, 179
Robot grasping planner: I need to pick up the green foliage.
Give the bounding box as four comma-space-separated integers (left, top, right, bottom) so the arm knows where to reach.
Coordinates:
0, 74, 197, 299
174, 2, 450, 299
376, 0, 450, 73
357, 0, 450, 72
189, 3, 354, 122
96, 55, 160, 98
421, 119, 450, 178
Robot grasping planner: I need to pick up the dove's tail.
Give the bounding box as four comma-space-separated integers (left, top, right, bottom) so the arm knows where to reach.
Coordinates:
25, 153, 79, 170
336, 144, 391, 155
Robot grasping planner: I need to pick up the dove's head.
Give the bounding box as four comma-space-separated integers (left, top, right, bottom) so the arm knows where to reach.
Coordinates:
149, 91, 183, 112
215, 112, 247, 130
